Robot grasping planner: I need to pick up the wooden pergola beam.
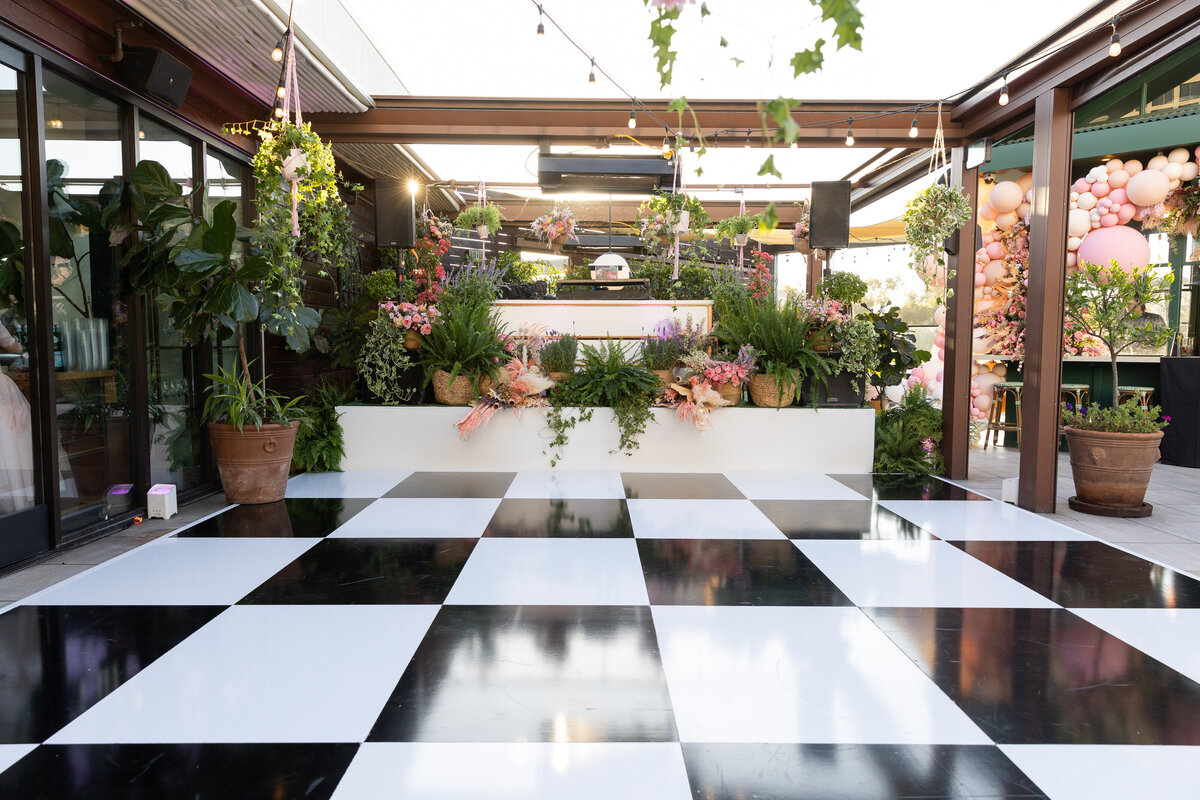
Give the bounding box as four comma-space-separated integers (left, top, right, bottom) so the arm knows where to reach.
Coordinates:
487, 198, 805, 226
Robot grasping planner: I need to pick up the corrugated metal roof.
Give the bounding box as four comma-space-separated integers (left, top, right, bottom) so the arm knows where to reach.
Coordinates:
120, 0, 363, 113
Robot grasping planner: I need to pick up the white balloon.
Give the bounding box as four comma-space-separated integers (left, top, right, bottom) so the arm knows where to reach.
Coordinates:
1170, 178, 1182, 190
1168, 147, 1190, 164
1069, 191, 1079, 202
1077, 192, 1097, 211
1148, 154, 1169, 171
1182, 162, 1200, 182
1067, 234, 1082, 250
1067, 209, 1091, 238
1017, 201, 1031, 218
988, 181, 1024, 213
1163, 162, 1183, 180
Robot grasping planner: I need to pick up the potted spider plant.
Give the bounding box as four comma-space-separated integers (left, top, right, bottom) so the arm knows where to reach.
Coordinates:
455, 202, 504, 239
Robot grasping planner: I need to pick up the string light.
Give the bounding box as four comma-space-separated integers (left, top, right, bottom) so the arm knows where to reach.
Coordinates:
909, 108, 919, 138
588, 58, 596, 84
273, 105, 284, 119
844, 118, 855, 147
661, 134, 671, 156
276, 83, 287, 99
627, 105, 637, 129
1108, 17, 1122, 57
270, 36, 285, 62
999, 74, 1010, 106
536, 4, 545, 35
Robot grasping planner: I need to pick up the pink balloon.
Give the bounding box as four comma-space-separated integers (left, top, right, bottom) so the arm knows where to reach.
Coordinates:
1097, 197, 1112, 210
1100, 213, 1119, 227
936, 370, 944, 383
934, 332, 946, 348
974, 272, 986, 287
911, 367, 925, 379
1108, 169, 1130, 189
1117, 204, 1136, 223
937, 347, 945, 361
1108, 188, 1128, 205
1072, 178, 1091, 194
1091, 181, 1111, 198
986, 242, 1005, 260
1075, 224, 1151, 273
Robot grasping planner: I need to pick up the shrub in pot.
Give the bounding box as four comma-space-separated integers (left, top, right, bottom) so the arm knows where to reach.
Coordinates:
863, 305, 930, 408
539, 334, 578, 383
1060, 259, 1174, 516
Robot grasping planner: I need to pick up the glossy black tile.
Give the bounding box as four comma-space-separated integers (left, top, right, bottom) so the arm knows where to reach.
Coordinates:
830, 474, 989, 501
175, 498, 374, 538
951, 540, 1200, 608
384, 471, 515, 498
368, 605, 678, 742
752, 500, 935, 540
0, 743, 358, 800
866, 606, 1200, 744
238, 538, 476, 604
638, 539, 851, 606
621, 473, 744, 499
0, 605, 222, 743
484, 499, 633, 538
681, 743, 1047, 799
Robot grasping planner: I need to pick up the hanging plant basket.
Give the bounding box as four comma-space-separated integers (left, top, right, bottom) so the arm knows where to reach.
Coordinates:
735, 233, 749, 247
794, 237, 811, 254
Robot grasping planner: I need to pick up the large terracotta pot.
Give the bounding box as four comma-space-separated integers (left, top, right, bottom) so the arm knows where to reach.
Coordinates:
1064, 427, 1163, 514
208, 421, 299, 505
748, 373, 796, 408
793, 237, 811, 254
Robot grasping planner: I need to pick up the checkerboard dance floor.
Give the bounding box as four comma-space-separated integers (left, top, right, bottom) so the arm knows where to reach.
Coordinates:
3, 470, 1200, 799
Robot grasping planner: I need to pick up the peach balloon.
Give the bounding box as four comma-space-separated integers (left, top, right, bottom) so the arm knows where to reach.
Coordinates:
1076, 192, 1097, 211
1125, 159, 1143, 175
1126, 169, 1171, 206
1017, 201, 1032, 218
1072, 178, 1091, 194
1169, 178, 1182, 191
1148, 154, 1169, 171
1066, 252, 1077, 268
1016, 173, 1034, 192
1182, 163, 1199, 181
1109, 187, 1128, 205
978, 202, 998, 221
1107, 169, 1129, 189
986, 242, 1005, 259
988, 181, 1023, 213
1117, 204, 1136, 223
995, 211, 1018, 230
1076, 224, 1151, 272
1168, 147, 1190, 163
1100, 213, 1119, 227
934, 306, 946, 327
1163, 162, 1183, 181
1105, 158, 1124, 172
1091, 181, 1111, 198
973, 394, 992, 413
974, 272, 986, 287
983, 260, 1006, 283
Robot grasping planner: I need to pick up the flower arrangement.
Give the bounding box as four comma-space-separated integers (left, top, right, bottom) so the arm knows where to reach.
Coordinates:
530, 206, 578, 245
417, 208, 454, 251
637, 192, 709, 244
1143, 185, 1200, 238
797, 297, 850, 328
747, 250, 773, 300
1062, 400, 1170, 434
380, 301, 441, 335
791, 199, 811, 243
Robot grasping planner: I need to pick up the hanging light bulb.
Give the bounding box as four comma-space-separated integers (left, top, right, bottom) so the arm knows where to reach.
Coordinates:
270, 36, 285, 62
628, 106, 637, 129
908, 109, 919, 138
537, 4, 545, 35
588, 58, 596, 84
744, 133, 751, 149
662, 134, 671, 156
273, 105, 285, 119
1108, 17, 1122, 57
276, 83, 287, 99
845, 118, 855, 147
999, 74, 1010, 106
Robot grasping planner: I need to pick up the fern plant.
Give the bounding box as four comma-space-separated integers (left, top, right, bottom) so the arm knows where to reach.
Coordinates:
419, 303, 509, 393
291, 380, 353, 473
873, 387, 944, 476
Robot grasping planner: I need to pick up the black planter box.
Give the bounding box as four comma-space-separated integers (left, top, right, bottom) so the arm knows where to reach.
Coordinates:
802, 354, 865, 408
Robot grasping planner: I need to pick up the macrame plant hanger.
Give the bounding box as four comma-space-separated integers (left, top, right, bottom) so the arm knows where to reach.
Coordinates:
738, 190, 746, 273
277, 2, 305, 237
926, 101, 950, 291
671, 143, 682, 280
477, 180, 487, 263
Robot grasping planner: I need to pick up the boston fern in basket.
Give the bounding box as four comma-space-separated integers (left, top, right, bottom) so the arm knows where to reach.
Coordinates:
419, 302, 509, 394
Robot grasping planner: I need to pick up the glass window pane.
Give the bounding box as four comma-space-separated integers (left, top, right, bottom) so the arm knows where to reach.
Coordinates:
43, 70, 132, 532
204, 151, 245, 379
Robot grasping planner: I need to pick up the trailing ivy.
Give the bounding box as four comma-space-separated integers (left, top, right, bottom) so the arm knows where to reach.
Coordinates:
900, 183, 972, 293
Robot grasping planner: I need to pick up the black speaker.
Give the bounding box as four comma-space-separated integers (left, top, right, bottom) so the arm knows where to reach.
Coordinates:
809, 180, 850, 249
375, 180, 416, 249
117, 47, 191, 109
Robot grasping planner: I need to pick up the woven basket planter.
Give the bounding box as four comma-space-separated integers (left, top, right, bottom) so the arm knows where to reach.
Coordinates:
433, 370, 497, 406
717, 382, 742, 407
749, 373, 795, 408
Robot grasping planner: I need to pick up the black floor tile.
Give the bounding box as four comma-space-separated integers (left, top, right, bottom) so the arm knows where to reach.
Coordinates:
176, 498, 374, 538
368, 605, 678, 742
681, 743, 1048, 799
484, 499, 633, 537
384, 471, 515, 498
621, 473, 744, 499
830, 474, 989, 501
638, 539, 852, 605
0, 743, 358, 800
239, 538, 476, 605
865, 606, 1200, 744
0, 605, 222, 743
951, 540, 1200, 608
752, 500, 935, 540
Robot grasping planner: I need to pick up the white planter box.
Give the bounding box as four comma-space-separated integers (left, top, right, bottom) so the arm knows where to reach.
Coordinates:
338, 405, 874, 473
493, 299, 712, 341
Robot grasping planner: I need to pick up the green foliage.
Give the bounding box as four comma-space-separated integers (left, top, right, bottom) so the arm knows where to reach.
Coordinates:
539, 335, 578, 373
545, 339, 659, 466
635, 256, 716, 300
715, 213, 761, 243
419, 303, 508, 393
1062, 399, 1170, 433
312, 297, 374, 371
901, 184, 972, 281
862, 306, 930, 398
364, 269, 400, 302
817, 271, 868, 307
202, 363, 305, 431
641, 336, 684, 370
292, 380, 352, 472
1064, 259, 1175, 405
836, 317, 880, 398
441, 269, 500, 314
638, 192, 710, 242
356, 316, 419, 405
454, 203, 504, 236
495, 251, 547, 285
563, 261, 592, 281
873, 387, 943, 476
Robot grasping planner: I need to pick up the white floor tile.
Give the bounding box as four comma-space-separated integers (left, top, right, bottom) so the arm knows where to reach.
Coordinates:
47, 605, 439, 744
628, 499, 785, 539
0, 744, 36, 775
331, 742, 692, 800
792, 540, 1058, 608
327, 498, 500, 538
21, 538, 317, 606
879, 500, 1094, 541
285, 470, 412, 498
506, 471, 626, 499
1069, 608, 1200, 683
652, 606, 989, 744
1001, 745, 1200, 800
725, 472, 867, 501
445, 539, 649, 605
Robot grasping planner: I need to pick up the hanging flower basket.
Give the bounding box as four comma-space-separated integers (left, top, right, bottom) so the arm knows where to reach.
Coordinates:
793, 237, 811, 254
673, 209, 691, 233
530, 206, 578, 251
637, 192, 709, 245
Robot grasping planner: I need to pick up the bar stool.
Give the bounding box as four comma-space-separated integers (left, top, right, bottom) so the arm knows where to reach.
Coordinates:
1060, 383, 1090, 437
985, 381, 1023, 449
1117, 385, 1154, 409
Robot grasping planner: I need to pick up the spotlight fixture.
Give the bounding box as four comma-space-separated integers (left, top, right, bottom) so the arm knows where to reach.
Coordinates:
537, 4, 545, 35
1108, 17, 1122, 57
628, 106, 637, 129
407, 178, 421, 195
270, 36, 285, 62
909, 109, 919, 138
588, 58, 596, 84
845, 118, 855, 147
999, 74, 1010, 106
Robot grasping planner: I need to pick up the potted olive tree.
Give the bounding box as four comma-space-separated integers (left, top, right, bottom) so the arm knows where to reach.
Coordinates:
1061, 259, 1174, 516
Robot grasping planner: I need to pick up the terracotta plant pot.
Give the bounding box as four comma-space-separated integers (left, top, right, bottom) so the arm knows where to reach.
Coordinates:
807, 330, 834, 352
794, 237, 811, 254
1063, 427, 1164, 515
748, 373, 795, 408
716, 382, 741, 406
208, 421, 299, 505
402, 330, 423, 350
433, 369, 496, 405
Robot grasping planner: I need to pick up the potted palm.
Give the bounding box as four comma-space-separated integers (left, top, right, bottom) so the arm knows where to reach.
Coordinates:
455, 202, 504, 239
1061, 259, 1174, 516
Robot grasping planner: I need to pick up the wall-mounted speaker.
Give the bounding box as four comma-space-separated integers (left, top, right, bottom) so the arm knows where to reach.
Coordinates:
117, 47, 191, 109
809, 180, 850, 250
375, 179, 416, 249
